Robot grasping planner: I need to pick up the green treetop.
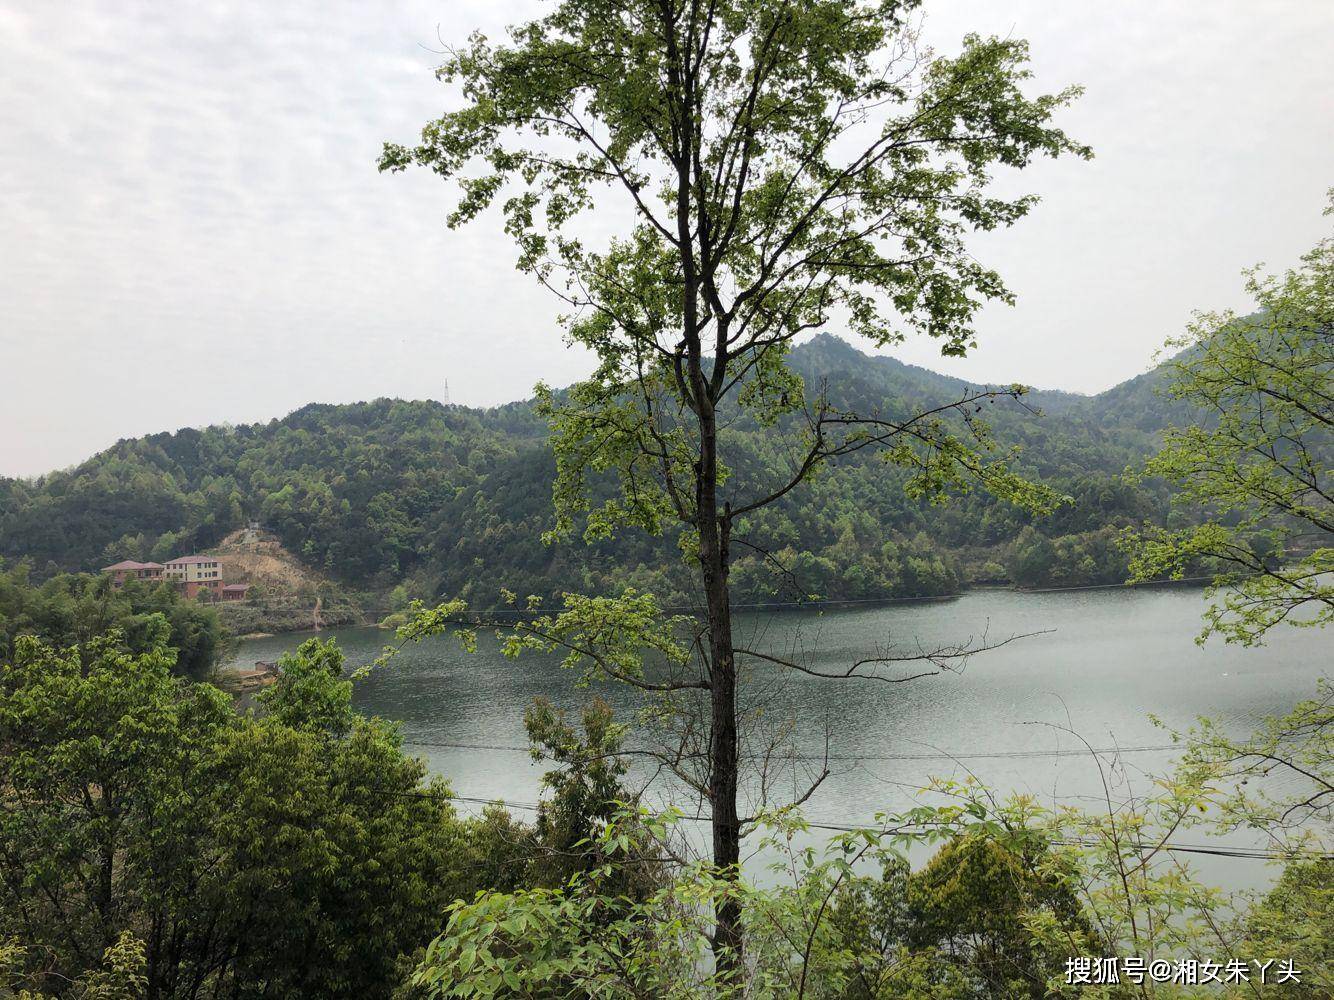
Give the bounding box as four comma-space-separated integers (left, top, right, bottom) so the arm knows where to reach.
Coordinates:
1128, 208, 1333, 644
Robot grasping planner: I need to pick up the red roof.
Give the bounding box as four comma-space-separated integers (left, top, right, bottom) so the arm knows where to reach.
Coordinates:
222, 583, 250, 593
166, 555, 215, 565
102, 560, 164, 571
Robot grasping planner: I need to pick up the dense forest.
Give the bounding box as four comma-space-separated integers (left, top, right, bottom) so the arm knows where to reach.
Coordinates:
0, 336, 1193, 606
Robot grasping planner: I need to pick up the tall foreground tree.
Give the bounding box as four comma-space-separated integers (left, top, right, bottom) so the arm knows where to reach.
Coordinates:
1127, 213, 1333, 644
384, 0, 1087, 969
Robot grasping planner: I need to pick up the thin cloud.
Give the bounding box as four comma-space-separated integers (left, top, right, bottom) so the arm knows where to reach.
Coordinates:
2, 1, 1331, 476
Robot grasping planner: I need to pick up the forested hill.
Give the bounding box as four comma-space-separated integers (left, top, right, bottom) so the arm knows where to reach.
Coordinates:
0, 336, 1190, 603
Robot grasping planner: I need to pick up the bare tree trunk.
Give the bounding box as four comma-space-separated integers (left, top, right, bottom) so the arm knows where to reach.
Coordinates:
697, 401, 743, 979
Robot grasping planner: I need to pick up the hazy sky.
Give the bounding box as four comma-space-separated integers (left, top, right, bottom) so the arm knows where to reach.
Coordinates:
2, 1, 1331, 478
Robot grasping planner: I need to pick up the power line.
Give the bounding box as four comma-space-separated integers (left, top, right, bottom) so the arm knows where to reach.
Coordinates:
434, 792, 1328, 862
400, 740, 1329, 861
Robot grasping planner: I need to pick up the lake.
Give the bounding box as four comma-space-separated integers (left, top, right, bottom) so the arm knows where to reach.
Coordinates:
227, 586, 1328, 888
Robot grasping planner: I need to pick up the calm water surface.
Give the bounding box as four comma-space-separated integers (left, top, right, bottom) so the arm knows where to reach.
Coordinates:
229, 587, 1328, 886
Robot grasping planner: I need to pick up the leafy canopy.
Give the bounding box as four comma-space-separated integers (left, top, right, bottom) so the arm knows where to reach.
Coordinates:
382, 0, 1091, 540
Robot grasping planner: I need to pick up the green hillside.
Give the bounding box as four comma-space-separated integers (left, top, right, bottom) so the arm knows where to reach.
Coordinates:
0, 336, 1186, 605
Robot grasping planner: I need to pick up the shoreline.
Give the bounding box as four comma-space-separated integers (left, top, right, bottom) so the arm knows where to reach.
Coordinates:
228, 577, 1214, 640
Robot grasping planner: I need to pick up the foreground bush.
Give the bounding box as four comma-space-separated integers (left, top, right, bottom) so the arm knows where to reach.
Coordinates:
0, 626, 501, 997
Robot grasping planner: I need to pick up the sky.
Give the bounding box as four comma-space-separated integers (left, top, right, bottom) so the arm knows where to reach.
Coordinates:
1, 1, 1331, 478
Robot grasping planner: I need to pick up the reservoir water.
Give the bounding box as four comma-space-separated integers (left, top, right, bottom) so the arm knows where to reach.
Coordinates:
228, 586, 1328, 887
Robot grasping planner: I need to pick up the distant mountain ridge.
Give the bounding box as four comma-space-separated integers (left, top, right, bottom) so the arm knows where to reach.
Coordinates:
0, 336, 1186, 602
796, 333, 1179, 425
